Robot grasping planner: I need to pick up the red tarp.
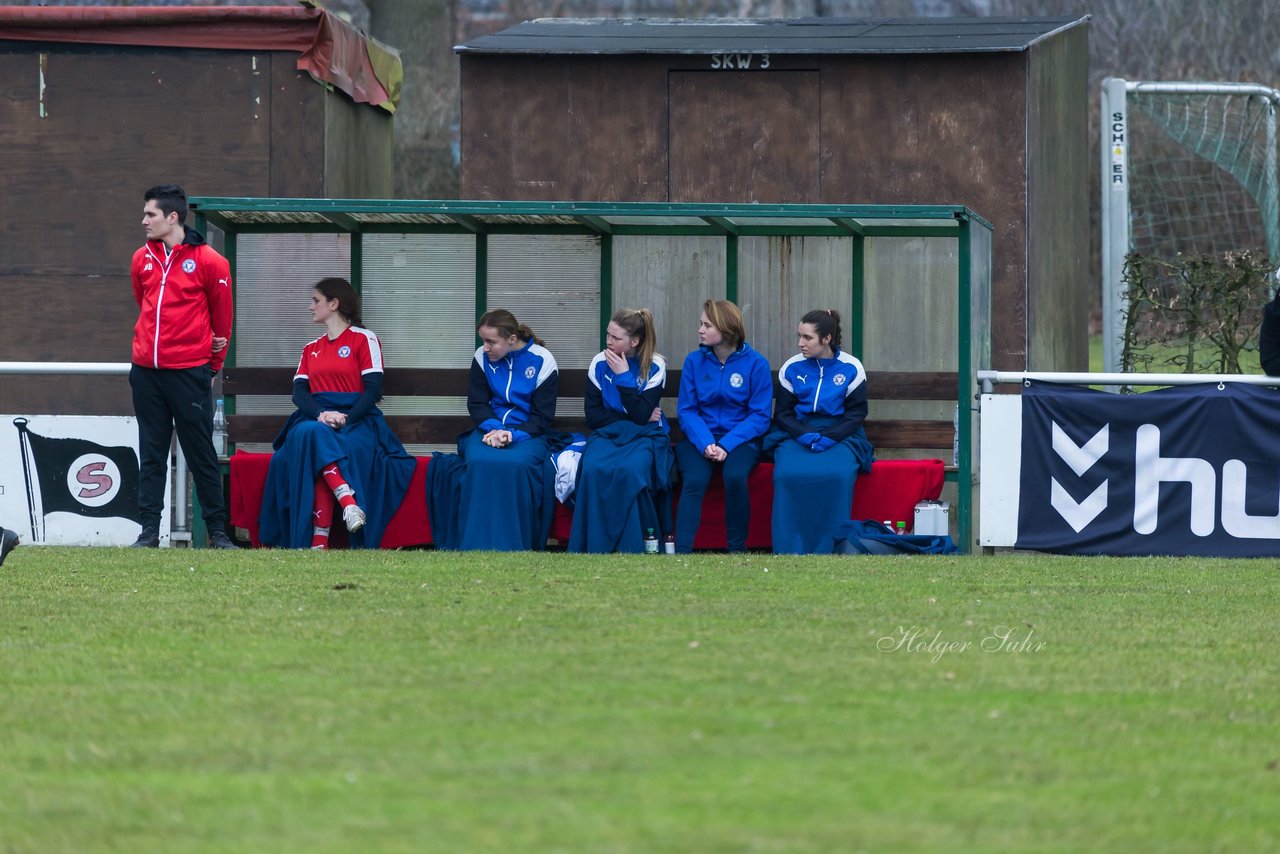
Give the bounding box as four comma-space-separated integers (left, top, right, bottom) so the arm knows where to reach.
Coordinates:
0, 4, 400, 112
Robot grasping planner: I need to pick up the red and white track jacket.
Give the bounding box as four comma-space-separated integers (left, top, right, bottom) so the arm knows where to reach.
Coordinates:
130, 226, 234, 372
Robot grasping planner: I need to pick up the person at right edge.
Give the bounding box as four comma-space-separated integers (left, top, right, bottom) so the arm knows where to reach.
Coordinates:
129, 184, 238, 549
1260, 285, 1280, 377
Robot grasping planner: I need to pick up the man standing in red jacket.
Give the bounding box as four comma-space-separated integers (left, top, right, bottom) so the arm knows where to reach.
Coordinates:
129, 184, 237, 549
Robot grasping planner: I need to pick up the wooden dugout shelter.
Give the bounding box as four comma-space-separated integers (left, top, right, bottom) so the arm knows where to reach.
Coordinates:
456, 16, 1090, 376
188, 197, 992, 549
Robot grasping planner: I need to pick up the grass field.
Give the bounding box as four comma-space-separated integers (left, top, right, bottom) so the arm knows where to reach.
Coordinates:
3, 547, 1278, 852
1088, 334, 1263, 375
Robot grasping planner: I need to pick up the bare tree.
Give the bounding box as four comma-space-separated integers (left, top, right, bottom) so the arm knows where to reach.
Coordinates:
367, 0, 461, 198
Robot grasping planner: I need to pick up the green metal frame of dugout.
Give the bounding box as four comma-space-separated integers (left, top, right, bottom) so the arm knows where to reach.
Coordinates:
190, 198, 992, 550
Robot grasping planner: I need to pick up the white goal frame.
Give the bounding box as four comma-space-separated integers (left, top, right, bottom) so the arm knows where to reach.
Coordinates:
1100, 77, 1280, 374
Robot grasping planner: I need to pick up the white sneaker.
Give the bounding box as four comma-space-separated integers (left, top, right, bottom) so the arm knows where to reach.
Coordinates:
343, 504, 367, 532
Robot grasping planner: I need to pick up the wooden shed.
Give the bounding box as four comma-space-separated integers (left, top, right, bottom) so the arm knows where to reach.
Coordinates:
0, 5, 400, 415
456, 16, 1090, 374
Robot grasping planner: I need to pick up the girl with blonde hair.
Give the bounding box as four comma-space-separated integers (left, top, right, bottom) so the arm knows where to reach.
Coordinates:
568, 308, 673, 553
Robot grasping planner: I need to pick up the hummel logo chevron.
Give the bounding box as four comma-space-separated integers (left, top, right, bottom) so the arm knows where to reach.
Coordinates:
1052, 479, 1108, 533
1050, 422, 1108, 531
1052, 422, 1108, 475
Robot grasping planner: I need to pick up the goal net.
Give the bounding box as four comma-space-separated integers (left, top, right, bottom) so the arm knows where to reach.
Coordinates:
1100, 78, 1279, 372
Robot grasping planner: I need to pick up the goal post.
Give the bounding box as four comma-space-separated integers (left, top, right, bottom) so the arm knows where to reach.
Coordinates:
1100, 77, 1280, 373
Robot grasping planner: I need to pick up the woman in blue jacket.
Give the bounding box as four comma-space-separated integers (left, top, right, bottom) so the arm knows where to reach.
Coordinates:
429, 309, 560, 551
768, 309, 875, 554
674, 299, 773, 552
568, 308, 672, 553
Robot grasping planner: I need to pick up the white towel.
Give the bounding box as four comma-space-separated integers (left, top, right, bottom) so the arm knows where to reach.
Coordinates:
551, 435, 587, 504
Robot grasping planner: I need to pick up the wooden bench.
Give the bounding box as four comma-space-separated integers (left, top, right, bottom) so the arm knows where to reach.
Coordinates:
222, 366, 959, 462
222, 366, 959, 548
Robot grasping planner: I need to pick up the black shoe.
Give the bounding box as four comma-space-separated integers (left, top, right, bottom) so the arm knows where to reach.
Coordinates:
208, 530, 240, 550
0, 527, 18, 566
130, 526, 160, 548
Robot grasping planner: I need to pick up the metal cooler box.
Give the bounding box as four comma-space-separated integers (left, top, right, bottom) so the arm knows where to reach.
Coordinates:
913, 500, 951, 536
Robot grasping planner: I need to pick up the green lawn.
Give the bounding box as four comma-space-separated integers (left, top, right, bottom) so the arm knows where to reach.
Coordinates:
2, 547, 1277, 852
1089, 334, 1263, 375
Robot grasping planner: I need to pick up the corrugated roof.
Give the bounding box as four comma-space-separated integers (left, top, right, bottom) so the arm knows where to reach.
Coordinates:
455, 16, 1088, 55
188, 198, 994, 237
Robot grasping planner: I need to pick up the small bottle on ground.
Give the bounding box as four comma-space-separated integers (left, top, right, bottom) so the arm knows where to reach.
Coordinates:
644, 528, 658, 554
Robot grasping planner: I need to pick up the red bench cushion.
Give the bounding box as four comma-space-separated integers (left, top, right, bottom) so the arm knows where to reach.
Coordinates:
230, 452, 944, 549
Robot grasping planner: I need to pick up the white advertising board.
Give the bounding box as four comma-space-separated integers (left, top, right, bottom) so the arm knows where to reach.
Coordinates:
0, 415, 170, 547
978, 394, 1022, 547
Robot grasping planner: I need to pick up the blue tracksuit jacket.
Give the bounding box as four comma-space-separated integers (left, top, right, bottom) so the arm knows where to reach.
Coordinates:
585, 351, 668, 433
774, 349, 868, 442
468, 341, 558, 441
676, 342, 773, 453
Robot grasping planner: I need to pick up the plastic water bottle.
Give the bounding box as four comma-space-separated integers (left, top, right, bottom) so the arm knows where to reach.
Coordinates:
644, 528, 658, 554
953, 404, 960, 468
896, 521, 907, 536
212, 399, 227, 456
663, 534, 675, 555
882, 520, 893, 532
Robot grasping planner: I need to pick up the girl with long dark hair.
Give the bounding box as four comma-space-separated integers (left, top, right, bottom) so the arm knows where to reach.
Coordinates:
259, 277, 415, 549
768, 309, 874, 554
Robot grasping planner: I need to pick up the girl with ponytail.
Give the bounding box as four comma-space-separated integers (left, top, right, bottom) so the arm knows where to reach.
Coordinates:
568, 308, 674, 553
767, 308, 875, 554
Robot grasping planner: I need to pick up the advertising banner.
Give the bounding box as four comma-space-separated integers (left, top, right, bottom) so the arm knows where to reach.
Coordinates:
0, 415, 169, 546
1013, 381, 1280, 556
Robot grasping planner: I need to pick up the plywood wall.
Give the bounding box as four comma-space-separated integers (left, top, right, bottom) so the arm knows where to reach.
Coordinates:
460, 43, 1089, 374
0, 45, 392, 415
